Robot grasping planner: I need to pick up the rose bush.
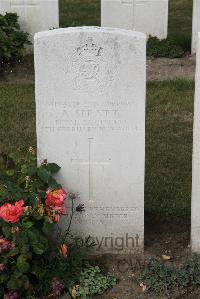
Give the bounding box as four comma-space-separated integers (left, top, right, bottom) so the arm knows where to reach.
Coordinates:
0, 149, 116, 298
0, 149, 91, 298
0, 13, 30, 73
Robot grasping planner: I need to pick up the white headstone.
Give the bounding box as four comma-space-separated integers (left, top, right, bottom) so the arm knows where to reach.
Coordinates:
192, 0, 200, 53
192, 33, 200, 252
134, 0, 168, 39
0, 0, 59, 46
101, 0, 134, 30
35, 27, 146, 254
101, 0, 168, 39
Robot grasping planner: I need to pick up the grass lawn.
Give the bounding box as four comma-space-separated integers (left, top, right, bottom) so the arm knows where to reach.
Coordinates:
59, 0, 193, 51
168, 0, 193, 51
146, 80, 193, 222
0, 80, 194, 222
59, 0, 100, 27
0, 84, 36, 153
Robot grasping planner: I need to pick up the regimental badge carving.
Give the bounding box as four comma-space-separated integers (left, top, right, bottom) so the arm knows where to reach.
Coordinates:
79, 61, 99, 80
76, 38, 103, 58
76, 38, 103, 81
70, 36, 118, 93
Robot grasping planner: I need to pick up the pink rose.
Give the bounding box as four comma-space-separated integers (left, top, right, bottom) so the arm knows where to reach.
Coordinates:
0, 200, 25, 223
45, 189, 67, 209
4, 292, 19, 299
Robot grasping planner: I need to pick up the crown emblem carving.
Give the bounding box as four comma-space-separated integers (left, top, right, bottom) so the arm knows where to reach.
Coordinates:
76, 38, 103, 57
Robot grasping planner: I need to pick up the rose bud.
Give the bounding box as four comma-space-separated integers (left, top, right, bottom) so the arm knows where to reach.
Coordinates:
60, 244, 68, 257
69, 192, 77, 200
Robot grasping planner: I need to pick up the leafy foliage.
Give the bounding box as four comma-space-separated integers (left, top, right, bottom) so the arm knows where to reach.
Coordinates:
0, 12, 30, 72
179, 254, 200, 288
140, 258, 179, 295
140, 255, 200, 295
70, 265, 117, 298
147, 36, 185, 58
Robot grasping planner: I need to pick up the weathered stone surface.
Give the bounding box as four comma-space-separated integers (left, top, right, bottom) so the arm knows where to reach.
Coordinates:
192, 33, 200, 252
35, 27, 146, 254
134, 0, 168, 39
101, 0, 134, 30
101, 0, 168, 39
192, 0, 200, 53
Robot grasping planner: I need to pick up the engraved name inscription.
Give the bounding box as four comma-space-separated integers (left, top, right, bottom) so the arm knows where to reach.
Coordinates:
43, 99, 135, 133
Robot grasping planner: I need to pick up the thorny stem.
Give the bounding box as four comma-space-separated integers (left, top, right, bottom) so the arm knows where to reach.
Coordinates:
62, 198, 74, 243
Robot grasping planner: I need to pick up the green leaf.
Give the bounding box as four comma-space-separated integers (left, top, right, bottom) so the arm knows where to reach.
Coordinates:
32, 239, 48, 255
28, 230, 48, 255
9, 247, 19, 257
17, 255, 30, 273
7, 276, 22, 290
42, 220, 54, 235
21, 164, 28, 174
32, 213, 43, 221
20, 244, 31, 256
21, 275, 30, 290
26, 166, 37, 176
48, 179, 62, 190
46, 163, 61, 173
2, 226, 12, 238
37, 167, 50, 182
21, 220, 33, 229
6, 169, 15, 176
31, 263, 46, 279
16, 231, 29, 245
27, 230, 37, 241
0, 273, 9, 284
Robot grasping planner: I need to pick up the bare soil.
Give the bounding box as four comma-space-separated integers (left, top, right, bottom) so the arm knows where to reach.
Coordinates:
147, 54, 196, 81
0, 54, 196, 84
0, 55, 35, 84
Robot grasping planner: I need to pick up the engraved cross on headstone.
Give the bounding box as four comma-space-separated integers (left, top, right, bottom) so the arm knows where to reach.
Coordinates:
10, 0, 39, 20
71, 138, 111, 203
